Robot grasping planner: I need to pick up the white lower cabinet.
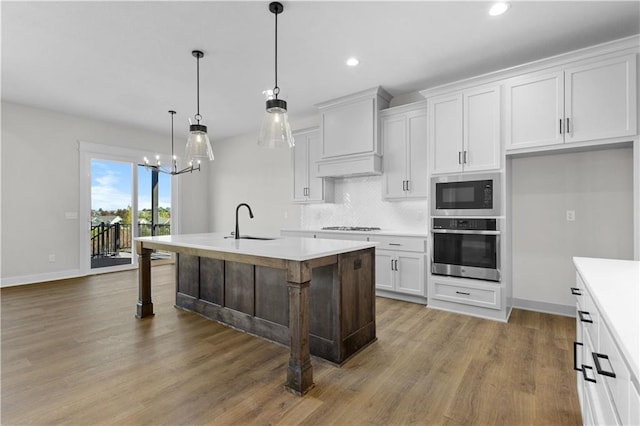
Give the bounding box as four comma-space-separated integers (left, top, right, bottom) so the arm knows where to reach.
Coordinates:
375, 250, 424, 296
573, 271, 639, 425
430, 276, 501, 310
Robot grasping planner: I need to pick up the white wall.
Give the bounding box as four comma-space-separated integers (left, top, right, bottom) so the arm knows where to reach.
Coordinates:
511, 147, 634, 311
207, 116, 320, 236
1, 101, 210, 284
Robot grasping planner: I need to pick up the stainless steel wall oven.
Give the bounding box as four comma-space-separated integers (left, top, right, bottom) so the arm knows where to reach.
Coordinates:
431, 218, 500, 282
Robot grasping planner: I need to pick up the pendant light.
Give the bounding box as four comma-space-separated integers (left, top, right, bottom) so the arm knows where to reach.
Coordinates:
257, 2, 294, 148
185, 50, 215, 162
142, 110, 201, 175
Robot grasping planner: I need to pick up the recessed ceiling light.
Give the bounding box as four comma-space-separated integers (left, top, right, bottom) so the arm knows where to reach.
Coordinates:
346, 57, 359, 67
489, 2, 510, 16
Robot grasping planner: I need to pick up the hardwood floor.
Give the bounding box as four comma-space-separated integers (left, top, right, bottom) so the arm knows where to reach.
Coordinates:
1, 265, 581, 425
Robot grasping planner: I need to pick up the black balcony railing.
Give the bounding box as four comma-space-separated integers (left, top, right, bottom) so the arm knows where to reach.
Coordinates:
91, 222, 171, 258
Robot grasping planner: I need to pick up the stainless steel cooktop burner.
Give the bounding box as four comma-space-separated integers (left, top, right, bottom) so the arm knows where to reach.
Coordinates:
321, 226, 381, 231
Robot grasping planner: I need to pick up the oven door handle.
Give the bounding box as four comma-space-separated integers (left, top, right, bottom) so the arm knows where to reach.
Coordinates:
431, 229, 500, 235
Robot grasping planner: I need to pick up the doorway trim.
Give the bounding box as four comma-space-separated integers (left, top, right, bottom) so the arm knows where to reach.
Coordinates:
79, 141, 179, 275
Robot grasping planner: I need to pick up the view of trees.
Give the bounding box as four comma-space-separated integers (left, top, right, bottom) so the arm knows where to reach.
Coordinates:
91, 207, 171, 224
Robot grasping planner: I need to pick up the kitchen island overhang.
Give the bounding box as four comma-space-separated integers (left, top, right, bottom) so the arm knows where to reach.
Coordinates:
134, 233, 377, 396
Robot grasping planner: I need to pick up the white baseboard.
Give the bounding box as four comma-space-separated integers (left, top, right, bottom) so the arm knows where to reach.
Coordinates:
512, 297, 575, 317
376, 289, 427, 305
1, 269, 84, 288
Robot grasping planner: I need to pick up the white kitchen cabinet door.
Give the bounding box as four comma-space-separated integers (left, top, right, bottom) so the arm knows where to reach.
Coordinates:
305, 131, 325, 202
406, 110, 428, 198
291, 128, 333, 204
292, 134, 309, 202
395, 253, 425, 296
505, 71, 564, 149
381, 114, 407, 199
463, 84, 501, 172
382, 105, 427, 200
375, 251, 394, 291
565, 54, 637, 143
428, 93, 463, 174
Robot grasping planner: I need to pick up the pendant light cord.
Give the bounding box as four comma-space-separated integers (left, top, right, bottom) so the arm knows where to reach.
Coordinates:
273, 10, 279, 99
196, 55, 201, 123
170, 110, 176, 171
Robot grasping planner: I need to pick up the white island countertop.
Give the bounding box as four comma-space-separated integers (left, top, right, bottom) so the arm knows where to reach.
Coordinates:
136, 232, 376, 262
573, 256, 640, 381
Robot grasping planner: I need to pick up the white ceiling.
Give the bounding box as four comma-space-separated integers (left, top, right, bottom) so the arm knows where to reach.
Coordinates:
2, 1, 639, 141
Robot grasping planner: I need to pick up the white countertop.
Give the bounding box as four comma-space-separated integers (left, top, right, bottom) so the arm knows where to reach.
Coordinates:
573, 257, 640, 380
281, 228, 429, 238
136, 232, 376, 262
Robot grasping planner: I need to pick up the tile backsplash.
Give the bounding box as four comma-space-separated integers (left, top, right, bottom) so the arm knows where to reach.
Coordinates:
300, 176, 428, 232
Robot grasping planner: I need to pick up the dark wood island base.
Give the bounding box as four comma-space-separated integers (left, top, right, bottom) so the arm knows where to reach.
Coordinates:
135, 237, 376, 396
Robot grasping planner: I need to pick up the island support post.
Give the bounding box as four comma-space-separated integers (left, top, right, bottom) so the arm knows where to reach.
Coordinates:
135, 241, 154, 319
285, 259, 314, 395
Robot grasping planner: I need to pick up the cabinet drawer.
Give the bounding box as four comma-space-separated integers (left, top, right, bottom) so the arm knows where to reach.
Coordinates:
368, 235, 426, 252
432, 281, 501, 310
582, 328, 620, 426
630, 381, 639, 426
598, 320, 631, 424
580, 285, 599, 346
572, 272, 586, 310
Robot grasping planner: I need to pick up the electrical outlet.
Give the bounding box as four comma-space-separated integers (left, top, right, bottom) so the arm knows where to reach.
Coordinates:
566, 210, 576, 221
48, 254, 56, 262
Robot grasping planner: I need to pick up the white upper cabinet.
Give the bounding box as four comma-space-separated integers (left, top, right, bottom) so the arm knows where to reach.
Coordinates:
463, 85, 502, 173
565, 54, 637, 143
428, 84, 501, 175
506, 53, 637, 150
505, 71, 564, 149
381, 102, 428, 200
291, 127, 333, 204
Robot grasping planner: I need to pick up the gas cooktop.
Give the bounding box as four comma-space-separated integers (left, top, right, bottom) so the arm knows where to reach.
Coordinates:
321, 226, 381, 232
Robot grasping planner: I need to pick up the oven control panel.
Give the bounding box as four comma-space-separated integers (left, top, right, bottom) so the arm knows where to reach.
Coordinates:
433, 218, 497, 231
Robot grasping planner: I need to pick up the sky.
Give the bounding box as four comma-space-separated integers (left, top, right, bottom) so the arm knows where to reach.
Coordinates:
91, 159, 171, 211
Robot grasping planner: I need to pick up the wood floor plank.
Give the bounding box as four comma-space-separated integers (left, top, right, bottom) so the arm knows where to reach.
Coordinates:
1, 265, 581, 425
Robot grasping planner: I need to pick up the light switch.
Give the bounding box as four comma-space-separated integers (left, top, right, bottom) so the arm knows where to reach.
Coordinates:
566, 210, 576, 221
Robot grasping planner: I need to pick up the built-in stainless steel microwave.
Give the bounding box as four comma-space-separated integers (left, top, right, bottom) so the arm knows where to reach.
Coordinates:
431, 173, 501, 216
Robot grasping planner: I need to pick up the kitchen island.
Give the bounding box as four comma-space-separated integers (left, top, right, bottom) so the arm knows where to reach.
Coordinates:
135, 233, 377, 396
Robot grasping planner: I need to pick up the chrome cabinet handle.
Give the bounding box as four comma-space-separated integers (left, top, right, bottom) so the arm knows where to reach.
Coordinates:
578, 310, 593, 323
458, 151, 462, 164
570, 287, 582, 296
592, 352, 616, 378
559, 118, 563, 135
463, 151, 468, 164
394, 259, 398, 271
405, 180, 410, 192
567, 117, 572, 135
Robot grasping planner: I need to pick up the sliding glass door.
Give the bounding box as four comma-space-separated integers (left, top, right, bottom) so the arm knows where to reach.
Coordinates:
90, 159, 134, 270
79, 141, 177, 275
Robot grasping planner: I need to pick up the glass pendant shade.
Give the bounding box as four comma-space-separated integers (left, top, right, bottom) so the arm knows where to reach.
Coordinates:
258, 99, 295, 148
185, 123, 214, 161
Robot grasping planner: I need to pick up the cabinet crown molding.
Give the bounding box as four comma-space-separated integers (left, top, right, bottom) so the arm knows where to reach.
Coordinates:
420, 35, 639, 99
315, 86, 392, 110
